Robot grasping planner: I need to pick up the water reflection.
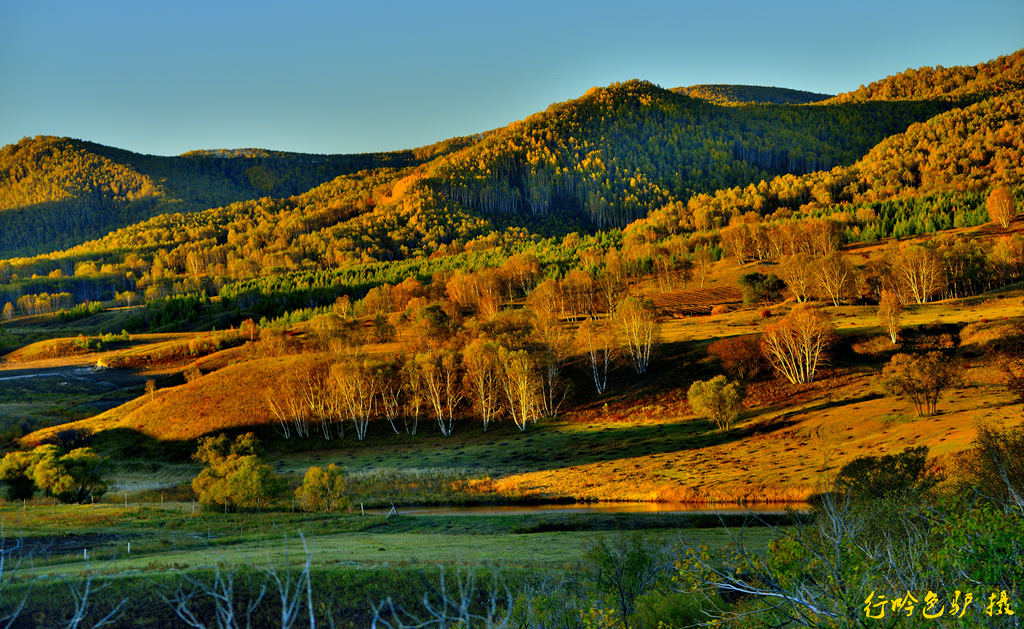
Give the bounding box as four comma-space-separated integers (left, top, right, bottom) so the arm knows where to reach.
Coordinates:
374, 502, 809, 516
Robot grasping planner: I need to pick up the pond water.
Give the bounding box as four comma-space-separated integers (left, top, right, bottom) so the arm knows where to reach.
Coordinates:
369, 502, 809, 516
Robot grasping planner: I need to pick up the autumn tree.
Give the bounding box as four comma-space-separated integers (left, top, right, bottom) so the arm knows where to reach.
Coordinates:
330, 357, 377, 441
893, 244, 944, 304
374, 360, 405, 434
760, 305, 833, 384
881, 352, 960, 416
707, 335, 769, 381
687, 376, 743, 431
401, 358, 424, 436
877, 289, 903, 344
529, 306, 571, 417
614, 297, 659, 375
561, 269, 599, 318
295, 464, 350, 512
499, 253, 542, 298
30, 446, 108, 504
576, 316, 618, 394
1, 445, 107, 503
240, 318, 259, 342
266, 372, 311, 439
417, 350, 462, 437
462, 337, 504, 430
778, 254, 815, 303
0, 448, 44, 499
693, 247, 714, 288
499, 348, 542, 431
987, 185, 1017, 229
192, 434, 283, 511
360, 285, 394, 317
1, 302, 12, 320
814, 252, 859, 306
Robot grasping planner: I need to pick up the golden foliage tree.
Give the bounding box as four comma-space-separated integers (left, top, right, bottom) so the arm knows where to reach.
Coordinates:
760, 305, 833, 384
877, 289, 903, 345
295, 464, 350, 512
462, 337, 504, 430
576, 316, 617, 395
893, 244, 944, 304
814, 252, 859, 306
614, 297, 659, 376
881, 352, 960, 416
987, 185, 1017, 229
499, 348, 542, 431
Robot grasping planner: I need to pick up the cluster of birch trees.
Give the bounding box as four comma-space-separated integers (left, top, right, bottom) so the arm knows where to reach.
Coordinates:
266, 280, 660, 441
724, 216, 1024, 306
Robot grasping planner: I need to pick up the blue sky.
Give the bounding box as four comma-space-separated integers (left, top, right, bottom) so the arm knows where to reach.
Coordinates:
1, 0, 1021, 156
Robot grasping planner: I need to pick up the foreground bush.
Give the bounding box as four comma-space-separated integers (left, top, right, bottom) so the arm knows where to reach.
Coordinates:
191, 433, 285, 511
0, 444, 107, 503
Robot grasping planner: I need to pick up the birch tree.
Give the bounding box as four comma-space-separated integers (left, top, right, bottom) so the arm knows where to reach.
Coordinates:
877, 289, 902, 345
813, 252, 858, 306
760, 305, 833, 384
576, 316, 617, 395
331, 358, 377, 441
987, 185, 1017, 229
499, 349, 542, 431
893, 245, 944, 304
614, 297, 658, 376
417, 350, 462, 437
462, 337, 504, 430
778, 254, 815, 303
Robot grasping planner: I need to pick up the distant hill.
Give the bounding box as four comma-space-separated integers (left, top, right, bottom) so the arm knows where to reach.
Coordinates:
2, 48, 1022, 317
829, 48, 1024, 103
414, 79, 949, 229
12, 81, 953, 289
636, 88, 1024, 238
0, 135, 476, 258
672, 84, 832, 105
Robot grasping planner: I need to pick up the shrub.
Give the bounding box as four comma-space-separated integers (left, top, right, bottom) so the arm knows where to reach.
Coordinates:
687, 376, 743, 431
880, 352, 960, 416
192, 434, 284, 511
833, 446, 940, 501
0, 445, 107, 503
584, 534, 672, 626
707, 335, 770, 382
956, 423, 1024, 511
295, 464, 351, 512
738, 272, 785, 305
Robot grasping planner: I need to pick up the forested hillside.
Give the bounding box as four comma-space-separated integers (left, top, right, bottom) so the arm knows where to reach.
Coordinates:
636, 88, 1024, 239
0, 49, 1020, 323
416, 80, 951, 228
0, 135, 478, 257
829, 48, 1024, 102
672, 84, 832, 105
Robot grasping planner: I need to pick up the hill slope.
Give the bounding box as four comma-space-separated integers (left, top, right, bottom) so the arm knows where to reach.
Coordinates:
672, 84, 832, 105
0, 136, 476, 257
829, 48, 1024, 103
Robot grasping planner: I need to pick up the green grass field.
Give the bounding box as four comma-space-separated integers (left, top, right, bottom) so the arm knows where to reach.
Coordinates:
0, 502, 780, 579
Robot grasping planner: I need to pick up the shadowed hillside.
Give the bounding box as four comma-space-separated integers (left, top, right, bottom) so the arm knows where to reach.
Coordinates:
0, 135, 479, 257
672, 84, 832, 105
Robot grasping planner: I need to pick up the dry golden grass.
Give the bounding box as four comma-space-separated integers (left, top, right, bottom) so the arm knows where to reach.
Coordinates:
497, 364, 1023, 503
2, 333, 187, 368
15, 236, 1024, 506
25, 352, 335, 442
